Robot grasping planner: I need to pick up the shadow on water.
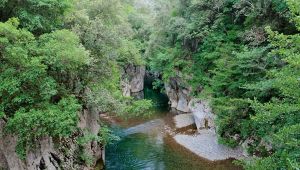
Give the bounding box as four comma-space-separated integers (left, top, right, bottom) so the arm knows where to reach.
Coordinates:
144, 74, 169, 111
100, 76, 242, 170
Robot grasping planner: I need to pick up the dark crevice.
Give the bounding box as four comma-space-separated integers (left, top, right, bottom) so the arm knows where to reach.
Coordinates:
144, 71, 169, 110
39, 157, 46, 170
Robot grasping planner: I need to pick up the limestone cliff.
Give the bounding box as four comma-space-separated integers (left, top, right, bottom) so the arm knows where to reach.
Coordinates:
0, 107, 104, 170
164, 77, 192, 113
121, 64, 145, 98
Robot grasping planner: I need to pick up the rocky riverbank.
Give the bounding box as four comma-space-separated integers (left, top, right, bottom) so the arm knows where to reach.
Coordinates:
163, 76, 245, 161
172, 110, 244, 161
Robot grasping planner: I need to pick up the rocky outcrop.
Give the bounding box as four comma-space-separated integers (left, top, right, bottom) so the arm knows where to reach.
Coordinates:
164, 76, 246, 161
188, 99, 216, 133
0, 120, 26, 170
0, 106, 104, 170
121, 65, 145, 98
78, 107, 103, 168
0, 149, 8, 170
164, 78, 191, 113
164, 76, 216, 134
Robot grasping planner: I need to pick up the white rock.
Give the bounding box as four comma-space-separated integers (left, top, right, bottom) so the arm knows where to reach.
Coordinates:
173, 114, 195, 128
121, 65, 146, 97
189, 99, 215, 132
130, 66, 145, 93
164, 83, 178, 108
174, 133, 244, 161
176, 89, 190, 113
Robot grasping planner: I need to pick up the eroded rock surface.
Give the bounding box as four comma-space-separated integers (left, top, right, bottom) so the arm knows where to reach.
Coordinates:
0, 106, 104, 170
164, 78, 191, 113
121, 65, 145, 97
164, 77, 216, 133
0, 120, 26, 170
189, 99, 216, 133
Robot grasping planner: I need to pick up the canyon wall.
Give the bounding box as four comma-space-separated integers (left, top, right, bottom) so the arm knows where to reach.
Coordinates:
0, 105, 104, 170
121, 65, 146, 99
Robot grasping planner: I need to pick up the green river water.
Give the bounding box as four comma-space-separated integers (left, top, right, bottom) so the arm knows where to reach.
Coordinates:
101, 81, 242, 170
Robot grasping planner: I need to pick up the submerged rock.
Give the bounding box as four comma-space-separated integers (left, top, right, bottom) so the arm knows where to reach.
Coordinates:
123, 119, 164, 136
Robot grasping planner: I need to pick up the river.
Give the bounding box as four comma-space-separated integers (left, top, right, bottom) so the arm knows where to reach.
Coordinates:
100, 81, 242, 170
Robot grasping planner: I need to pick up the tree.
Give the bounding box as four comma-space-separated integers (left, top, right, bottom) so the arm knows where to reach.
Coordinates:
0, 0, 72, 34
0, 18, 90, 157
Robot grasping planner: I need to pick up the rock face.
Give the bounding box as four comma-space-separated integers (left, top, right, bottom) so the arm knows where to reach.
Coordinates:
121, 65, 146, 97
0, 107, 104, 170
164, 77, 246, 161
164, 77, 216, 133
164, 78, 191, 113
188, 99, 216, 133
0, 120, 26, 170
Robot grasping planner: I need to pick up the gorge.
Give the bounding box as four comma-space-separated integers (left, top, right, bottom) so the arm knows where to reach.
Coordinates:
102, 73, 244, 169
1, 0, 300, 170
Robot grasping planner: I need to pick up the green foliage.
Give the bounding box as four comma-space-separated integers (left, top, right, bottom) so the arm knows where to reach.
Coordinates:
123, 99, 154, 118
0, 20, 90, 115
67, 0, 149, 120
146, 0, 300, 169
0, 0, 150, 165
243, 9, 300, 168
6, 96, 80, 158
98, 125, 121, 145
79, 152, 94, 167
286, 0, 300, 30
0, 19, 92, 158
241, 124, 300, 169
77, 125, 120, 166
1, 0, 298, 169
77, 126, 120, 147
213, 98, 252, 145
117, 39, 144, 66
0, 0, 72, 34
38, 29, 91, 73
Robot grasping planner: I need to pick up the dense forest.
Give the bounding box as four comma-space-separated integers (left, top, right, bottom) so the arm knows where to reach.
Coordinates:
145, 0, 300, 169
0, 0, 152, 168
0, 0, 299, 170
